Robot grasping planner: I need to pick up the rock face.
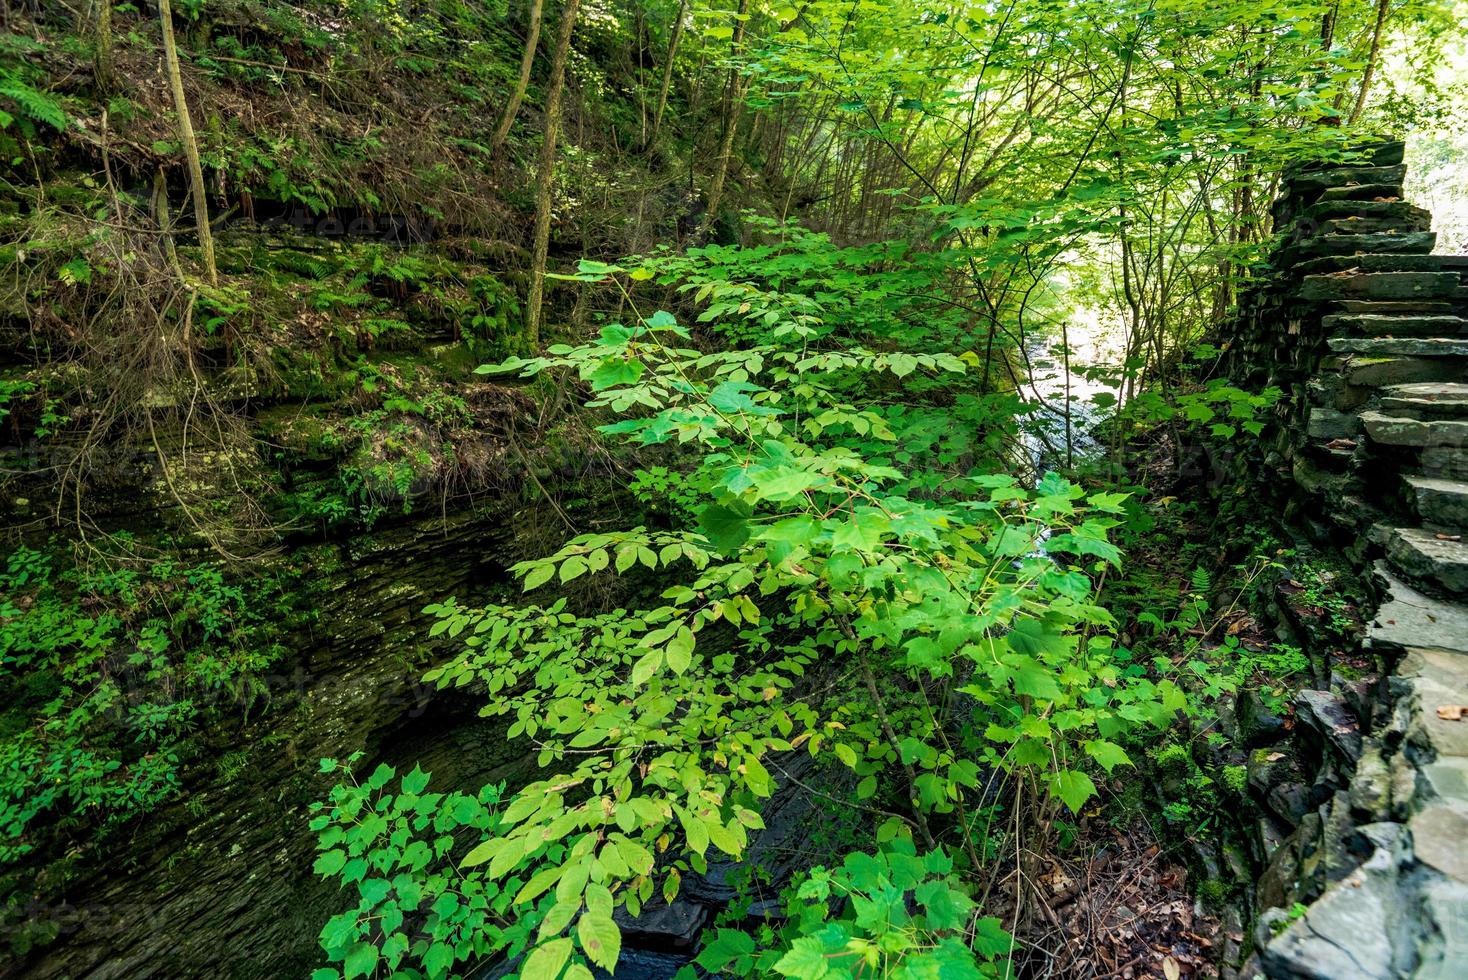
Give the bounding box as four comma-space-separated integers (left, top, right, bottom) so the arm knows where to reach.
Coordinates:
1222, 140, 1468, 979
7, 509, 537, 979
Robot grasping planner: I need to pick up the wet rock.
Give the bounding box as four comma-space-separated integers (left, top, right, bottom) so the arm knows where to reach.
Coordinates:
1266, 782, 1317, 828
1367, 565, 1468, 655
1403, 475, 1468, 528
1409, 805, 1468, 884
1237, 689, 1289, 747
1302, 272, 1460, 303
1348, 744, 1391, 820
614, 899, 709, 949
1422, 445, 1468, 480
1259, 824, 1409, 980
1255, 813, 1325, 912
1384, 527, 1468, 594
1306, 408, 1360, 441
1295, 690, 1364, 765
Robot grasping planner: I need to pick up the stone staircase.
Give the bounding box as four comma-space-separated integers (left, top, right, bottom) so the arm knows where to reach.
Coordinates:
1230, 143, 1468, 978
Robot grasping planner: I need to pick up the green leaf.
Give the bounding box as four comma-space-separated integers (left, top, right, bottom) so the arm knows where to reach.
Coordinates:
1006, 655, 1063, 701
401, 765, 430, 796
632, 647, 663, 684
698, 502, 751, 554
423, 942, 455, 977
521, 937, 574, 980
1083, 740, 1132, 773
576, 912, 622, 971
773, 936, 830, 978
666, 626, 695, 673
342, 942, 378, 980
559, 555, 589, 583
696, 929, 756, 972
313, 849, 347, 876
831, 508, 890, 552
1048, 769, 1098, 814
523, 564, 554, 591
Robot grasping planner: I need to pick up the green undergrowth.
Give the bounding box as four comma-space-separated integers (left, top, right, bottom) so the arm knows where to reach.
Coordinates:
0, 537, 309, 865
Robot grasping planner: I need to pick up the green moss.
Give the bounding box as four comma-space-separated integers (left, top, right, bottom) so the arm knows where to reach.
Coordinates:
1196, 878, 1231, 911
1155, 742, 1192, 776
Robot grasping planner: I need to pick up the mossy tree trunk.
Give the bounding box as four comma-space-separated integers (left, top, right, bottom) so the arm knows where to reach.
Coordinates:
1349, 0, 1391, 125
701, 0, 748, 235
158, 0, 217, 286
93, 0, 114, 92
525, 0, 580, 346
490, 0, 545, 155
649, 0, 688, 146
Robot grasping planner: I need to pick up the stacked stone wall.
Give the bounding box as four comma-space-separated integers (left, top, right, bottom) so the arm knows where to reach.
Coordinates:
1221, 141, 1468, 979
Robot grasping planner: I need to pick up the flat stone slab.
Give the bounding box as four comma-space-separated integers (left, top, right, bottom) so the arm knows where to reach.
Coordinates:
1405, 475, 1468, 528
1424, 445, 1468, 480
1385, 526, 1468, 594
1308, 407, 1361, 440
1367, 563, 1468, 655
1288, 164, 1408, 195
1259, 824, 1409, 979
1383, 382, 1468, 412
1360, 411, 1468, 447
1410, 805, 1468, 883
1330, 336, 1468, 357
1331, 300, 1458, 316
1301, 199, 1432, 224
1322, 314, 1468, 338
1304, 273, 1461, 302
1342, 356, 1466, 388
1298, 254, 1447, 276
1317, 182, 1405, 203
1398, 647, 1468, 758
1282, 233, 1439, 268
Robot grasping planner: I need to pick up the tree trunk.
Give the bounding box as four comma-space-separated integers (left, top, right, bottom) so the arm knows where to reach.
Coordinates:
1349, 0, 1391, 125
94, 0, 114, 92
525, 0, 581, 346
490, 0, 545, 155
158, 0, 217, 285
649, 0, 688, 145
701, 0, 749, 234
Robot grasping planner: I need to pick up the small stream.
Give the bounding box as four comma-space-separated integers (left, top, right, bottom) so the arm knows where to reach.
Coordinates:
1019, 315, 1126, 478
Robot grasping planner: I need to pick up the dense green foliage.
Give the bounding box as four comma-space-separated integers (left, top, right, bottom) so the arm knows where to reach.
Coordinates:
0, 542, 295, 862
1, 0, 1458, 975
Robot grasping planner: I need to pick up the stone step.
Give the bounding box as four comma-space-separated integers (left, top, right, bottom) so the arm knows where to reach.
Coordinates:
1295, 253, 1447, 276
1405, 475, 1468, 528
1303, 273, 1461, 302
1367, 562, 1468, 655
1281, 231, 1437, 265
1321, 314, 1468, 337
1381, 382, 1468, 418
1330, 300, 1457, 315
1316, 216, 1433, 237
1316, 183, 1403, 203
1329, 336, 1468, 358
1301, 199, 1432, 226
1384, 526, 1468, 595
1424, 445, 1468, 480
1307, 407, 1360, 440
1360, 410, 1468, 447
1288, 164, 1408, 197
1339, 355, 1465, 390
